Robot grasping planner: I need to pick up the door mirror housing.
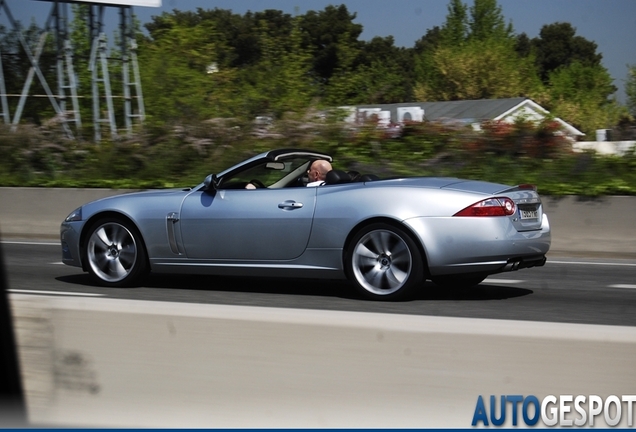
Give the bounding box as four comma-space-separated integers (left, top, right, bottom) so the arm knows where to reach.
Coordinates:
203, 174, 219, 191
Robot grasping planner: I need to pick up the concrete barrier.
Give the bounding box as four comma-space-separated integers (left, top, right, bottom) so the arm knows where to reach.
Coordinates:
542, 195, 636, 257
0, 187, 129, 241
10, 294, 636, 428
1, 187, 635, 257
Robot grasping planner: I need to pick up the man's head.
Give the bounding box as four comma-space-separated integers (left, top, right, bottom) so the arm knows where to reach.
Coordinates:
307, 159, 332, 183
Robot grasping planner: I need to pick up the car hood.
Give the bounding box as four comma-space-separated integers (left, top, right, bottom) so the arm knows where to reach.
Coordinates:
77, 188, 192, 218
88, 188, 191, 203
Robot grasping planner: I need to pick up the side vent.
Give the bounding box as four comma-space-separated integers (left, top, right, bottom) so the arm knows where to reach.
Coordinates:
166, 212, 182, 255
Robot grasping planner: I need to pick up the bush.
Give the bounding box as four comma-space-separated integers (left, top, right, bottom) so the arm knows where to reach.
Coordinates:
1, 118, 635, 196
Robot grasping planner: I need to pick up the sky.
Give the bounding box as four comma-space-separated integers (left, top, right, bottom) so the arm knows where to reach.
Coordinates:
3, 0, 636, 103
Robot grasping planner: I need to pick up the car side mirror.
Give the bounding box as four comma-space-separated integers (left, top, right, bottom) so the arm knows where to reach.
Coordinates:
203, 174, 219, 191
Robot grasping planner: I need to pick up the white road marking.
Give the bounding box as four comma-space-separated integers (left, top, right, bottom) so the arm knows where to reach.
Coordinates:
50, 262, 65, 265
1, 240, 58, 246
8, 289, 105, 297
483, 278, 524, 284
549, 260, 636, 267
608, 284, 636, 289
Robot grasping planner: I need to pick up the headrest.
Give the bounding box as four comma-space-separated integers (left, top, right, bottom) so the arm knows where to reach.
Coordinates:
325, 170, 351, 185
359, 174, 380, 182
347, 171, 361, 181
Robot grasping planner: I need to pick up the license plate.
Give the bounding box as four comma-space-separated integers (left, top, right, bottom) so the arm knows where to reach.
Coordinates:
520, 209, 538, 219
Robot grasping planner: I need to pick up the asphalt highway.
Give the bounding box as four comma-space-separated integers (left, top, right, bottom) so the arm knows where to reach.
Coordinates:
3, 240, 636, 327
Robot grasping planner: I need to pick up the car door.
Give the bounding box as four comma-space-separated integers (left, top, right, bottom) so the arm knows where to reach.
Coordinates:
179, 187, 317, 260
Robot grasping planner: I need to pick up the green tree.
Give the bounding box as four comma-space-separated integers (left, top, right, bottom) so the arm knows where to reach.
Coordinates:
139, 15, 223, 122
527, 22, 622, 134
357, 36, 415, 102
413, 27, 443, 102
238, 16, 314, 116
440, 0, 468, 46
324, 30, 412, 105
299, 5, 363, 85
274, 18, 315, 113
414, 38, 541, 101
547, 61, 627, 134
209, 8, 293, 69
414, 0, 538, 102
532, 22, 602, 82
143, 8, 294, 70
326, 60, 409, 105
468, 0, 513, 42
626, 64, 636, 117
514, 33, 532, 58
322, 29, 362, 105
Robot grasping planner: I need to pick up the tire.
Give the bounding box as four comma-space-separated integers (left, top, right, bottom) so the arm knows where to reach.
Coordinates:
345, 223, 424, 300
84, 217, 148, 287
430, 274, 487, 290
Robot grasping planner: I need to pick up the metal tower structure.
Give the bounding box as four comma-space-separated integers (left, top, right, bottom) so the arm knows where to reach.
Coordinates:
0, 0, 155, 141
120, 6, 145, 135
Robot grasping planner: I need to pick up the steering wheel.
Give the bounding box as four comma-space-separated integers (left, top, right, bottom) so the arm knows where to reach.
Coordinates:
249, 179, 265, 188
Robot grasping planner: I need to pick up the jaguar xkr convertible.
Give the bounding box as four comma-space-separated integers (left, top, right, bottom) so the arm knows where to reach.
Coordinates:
61, 148, 551, 300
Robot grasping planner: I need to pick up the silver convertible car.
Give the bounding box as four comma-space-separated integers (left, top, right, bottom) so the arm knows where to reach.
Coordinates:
61, 148, 550, 300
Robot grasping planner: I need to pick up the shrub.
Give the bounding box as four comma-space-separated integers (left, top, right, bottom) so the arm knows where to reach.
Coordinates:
1, 118, 635, 196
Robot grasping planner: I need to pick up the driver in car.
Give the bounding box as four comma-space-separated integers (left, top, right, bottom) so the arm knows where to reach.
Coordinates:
306, 160, 332, 187
245, 159, 333, 189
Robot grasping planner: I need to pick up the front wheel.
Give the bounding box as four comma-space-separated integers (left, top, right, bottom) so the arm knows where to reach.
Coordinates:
84, 218, 148, 287
345, 223, 424, 300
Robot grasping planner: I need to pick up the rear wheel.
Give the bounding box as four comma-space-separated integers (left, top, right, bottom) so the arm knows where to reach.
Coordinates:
84, 218, 148, 287
345, 223, 424, 300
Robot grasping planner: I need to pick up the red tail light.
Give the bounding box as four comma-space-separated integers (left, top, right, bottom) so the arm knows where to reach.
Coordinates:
453, 197, 516, 217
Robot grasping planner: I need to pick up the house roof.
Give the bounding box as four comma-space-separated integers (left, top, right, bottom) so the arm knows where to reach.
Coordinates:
351, 97, 584, 136
353, 98, 529, 123
419, 97, 528, 122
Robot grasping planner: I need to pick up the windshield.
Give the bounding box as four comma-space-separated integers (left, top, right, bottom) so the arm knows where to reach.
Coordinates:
218, 157, 312, 189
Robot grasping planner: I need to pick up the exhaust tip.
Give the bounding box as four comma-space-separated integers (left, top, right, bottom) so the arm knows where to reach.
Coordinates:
503, 255, 547, 272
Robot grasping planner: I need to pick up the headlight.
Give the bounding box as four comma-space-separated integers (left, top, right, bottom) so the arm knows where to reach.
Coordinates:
65, 207, 82, 222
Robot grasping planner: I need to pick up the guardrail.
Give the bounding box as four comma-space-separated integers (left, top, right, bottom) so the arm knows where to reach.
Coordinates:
1, 187, 635, 257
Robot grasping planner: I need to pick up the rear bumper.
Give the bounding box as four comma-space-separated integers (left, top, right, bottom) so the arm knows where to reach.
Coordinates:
404, 213, 551, 276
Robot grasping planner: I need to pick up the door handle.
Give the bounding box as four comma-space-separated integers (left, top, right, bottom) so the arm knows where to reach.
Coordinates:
278, 200, 303, 209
